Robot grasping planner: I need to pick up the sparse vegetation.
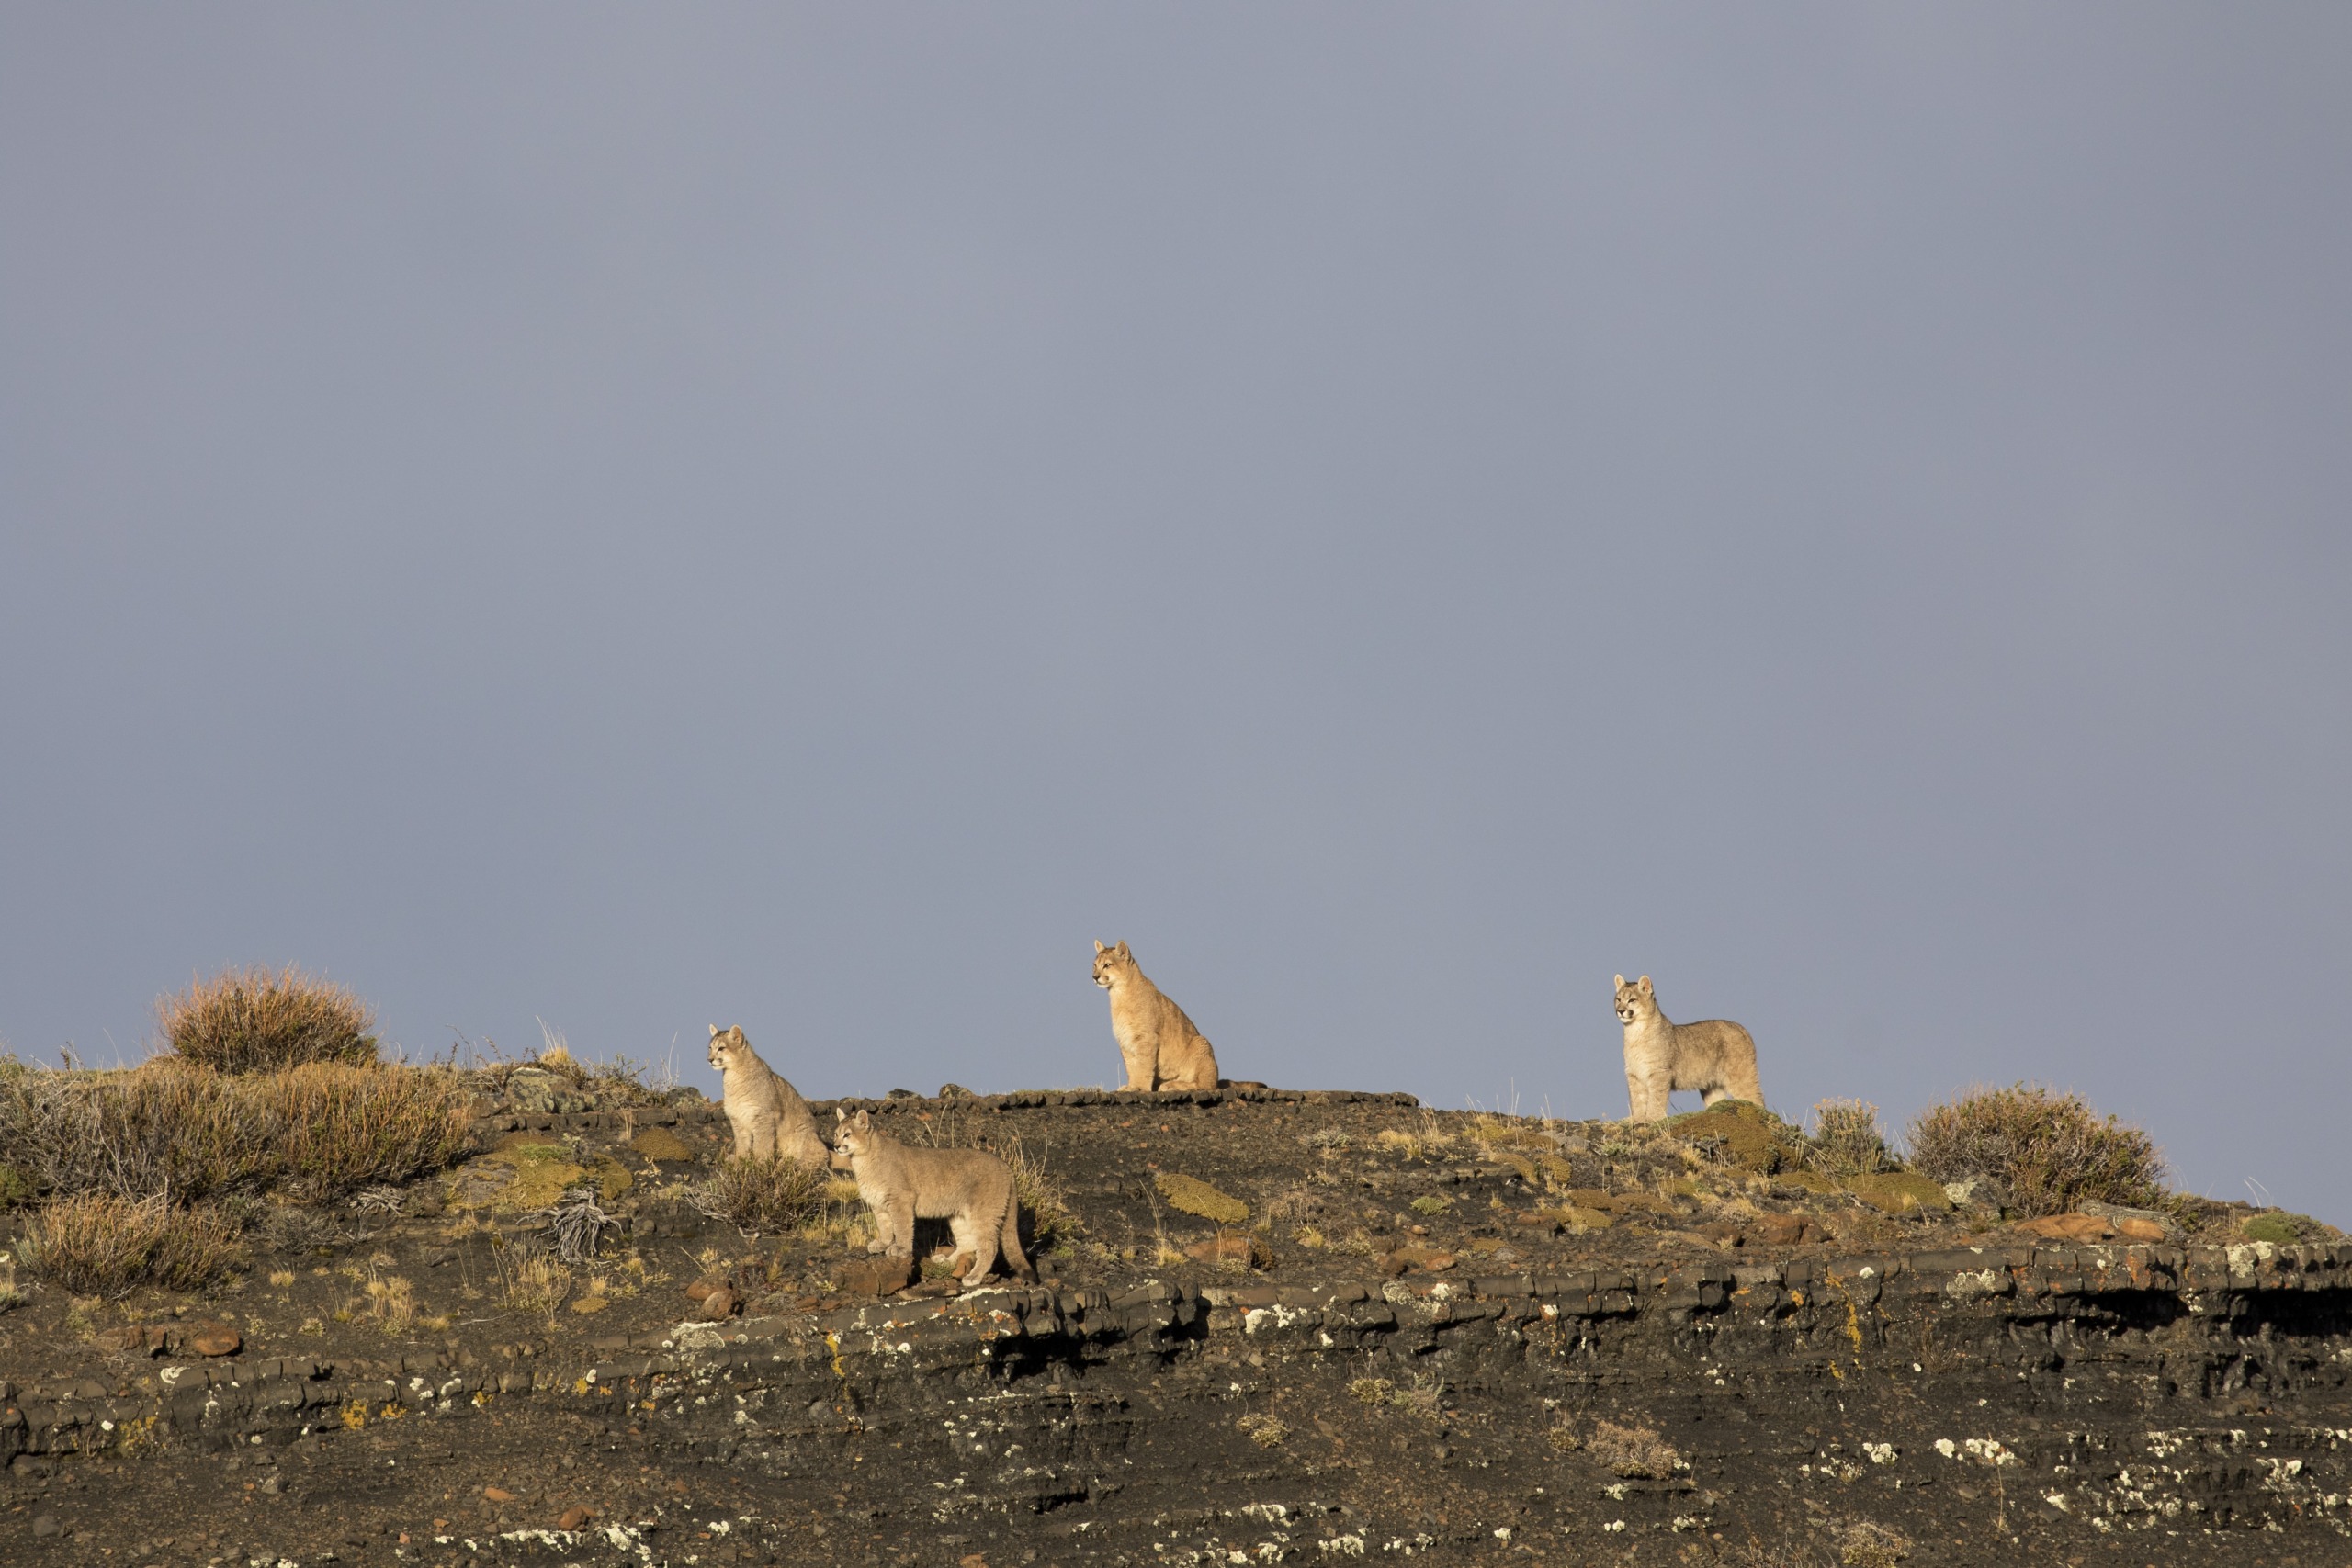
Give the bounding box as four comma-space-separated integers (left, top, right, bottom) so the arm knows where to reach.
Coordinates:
1003, 1136, 1079, 1255
1235, 1413, 1288, 1447
18, 1192, 242, 1294
160, 965, 378, 1072
1905, 1083, 2168, 1217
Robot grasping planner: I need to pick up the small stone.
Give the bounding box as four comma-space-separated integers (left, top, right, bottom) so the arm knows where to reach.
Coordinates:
1747, 1213, 1810, 1247
95, 1325, 148, 1353
31, 1514, 61, 1538
568, 1296, 609, 1315
684, 1272, 732, 1303
557, 1506, 594, 1531
697, 1287, 738, 1320
483, 1484, 517, 1503
258, 1474, 282, 1496
187, 1323, 242, 1358
838, 1256, 916, 1296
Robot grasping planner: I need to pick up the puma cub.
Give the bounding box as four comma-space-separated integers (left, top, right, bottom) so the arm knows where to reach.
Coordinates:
706, 1025, 829, 1168
1091, 940, 1219, 1092
1612, 975, 1763, 1122
831, 1109, 1034, 1289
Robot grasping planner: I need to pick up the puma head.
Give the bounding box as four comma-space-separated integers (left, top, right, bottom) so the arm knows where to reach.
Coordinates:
707, 1024, 752, 1071
832, 1107, 875, 1162
1092, 939, 1135, 989
1612, 975, 1656, 1025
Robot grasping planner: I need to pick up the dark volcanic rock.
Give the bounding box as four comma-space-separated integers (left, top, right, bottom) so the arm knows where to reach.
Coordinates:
3, 1086, 2346, 1566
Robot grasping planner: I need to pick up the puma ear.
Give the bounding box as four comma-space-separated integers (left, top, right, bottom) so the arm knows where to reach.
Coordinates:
1637, 976, 1652, 993
1094, 939, 1106, 953
833, 1106, 845, 1122
1613, 974, 1624, 988
709, 1024, 721, 1038
1115, 940, 1131, 955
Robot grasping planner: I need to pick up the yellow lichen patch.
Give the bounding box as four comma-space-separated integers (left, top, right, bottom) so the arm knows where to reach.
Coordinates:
112, 1416, 161, 1455
1154, 1171, 1250, 1226
469, 1140, 586, 1213
587, 1154, 634, 1203
628, 1128, 695, 1163
1667, 1100, 1807, 1175
1841, 1172, 1953, 1215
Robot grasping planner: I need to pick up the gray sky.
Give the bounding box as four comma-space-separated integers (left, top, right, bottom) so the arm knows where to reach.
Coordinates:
5, 7, 2347, 1219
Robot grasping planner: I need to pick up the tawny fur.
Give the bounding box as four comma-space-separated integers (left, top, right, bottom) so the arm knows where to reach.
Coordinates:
1611, 975, 1763, 1122
1091, 940, 1219, 1092
830, 1109, 1034, 1289
705, 1025, 829, 1169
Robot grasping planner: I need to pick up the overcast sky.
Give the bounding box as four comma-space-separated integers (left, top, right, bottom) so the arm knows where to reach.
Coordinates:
5, 7, 2347, 1219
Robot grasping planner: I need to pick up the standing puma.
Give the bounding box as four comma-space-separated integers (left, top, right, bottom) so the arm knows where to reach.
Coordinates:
1612, 975, 1763, 1122
831, 1109, 1034, 1289
1091, 940, 1219, 1092
706, 1025, 829, 1168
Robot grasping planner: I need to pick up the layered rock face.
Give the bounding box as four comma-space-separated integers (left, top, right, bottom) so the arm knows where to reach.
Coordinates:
2, 1086, 2346, 1565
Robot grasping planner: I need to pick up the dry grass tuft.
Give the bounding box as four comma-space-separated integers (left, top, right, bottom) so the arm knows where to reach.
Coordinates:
1905, 1083, 2168, 1217
20, 1192, 242, 1294
1807, 1100, 1894, 1179
1586, 1417, 1681, 1478
160, 965, 378, 1072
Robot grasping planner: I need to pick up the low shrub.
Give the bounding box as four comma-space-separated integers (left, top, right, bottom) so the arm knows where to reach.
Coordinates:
20, 1192, 242, 1294
0, 1058, 473, 1205
161, 965, 378, 1072
1905, 1083, 2168, 1218
701, 1154, 831, 1235
2242, 1211, 2330, 1246
269, 1063, 474, 1201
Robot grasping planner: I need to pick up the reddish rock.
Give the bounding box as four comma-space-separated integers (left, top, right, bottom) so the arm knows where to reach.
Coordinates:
2018, 1213, 2115, 1243
1747, 1213, 1809, 1247
684, 1273, 731, 1303
696, 1287, 738, 1320
187, 1323, 242, 1358
483, 1485, 517, 1503
557, 1506, 594, 1531
838, 1256, 917, 1296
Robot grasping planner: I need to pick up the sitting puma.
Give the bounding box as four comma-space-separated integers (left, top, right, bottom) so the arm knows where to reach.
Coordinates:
1091, 940, 1219, 1091
706, 1025, 829, 1168
1612, 975, 1763, 1122
831, 1109, 1034, 1289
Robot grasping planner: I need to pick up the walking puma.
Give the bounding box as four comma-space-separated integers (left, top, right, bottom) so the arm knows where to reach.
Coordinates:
831, 1109, 1034, 1289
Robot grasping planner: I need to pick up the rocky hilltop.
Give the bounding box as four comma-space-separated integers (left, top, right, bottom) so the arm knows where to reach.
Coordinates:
3, 1071, 2348, 1567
